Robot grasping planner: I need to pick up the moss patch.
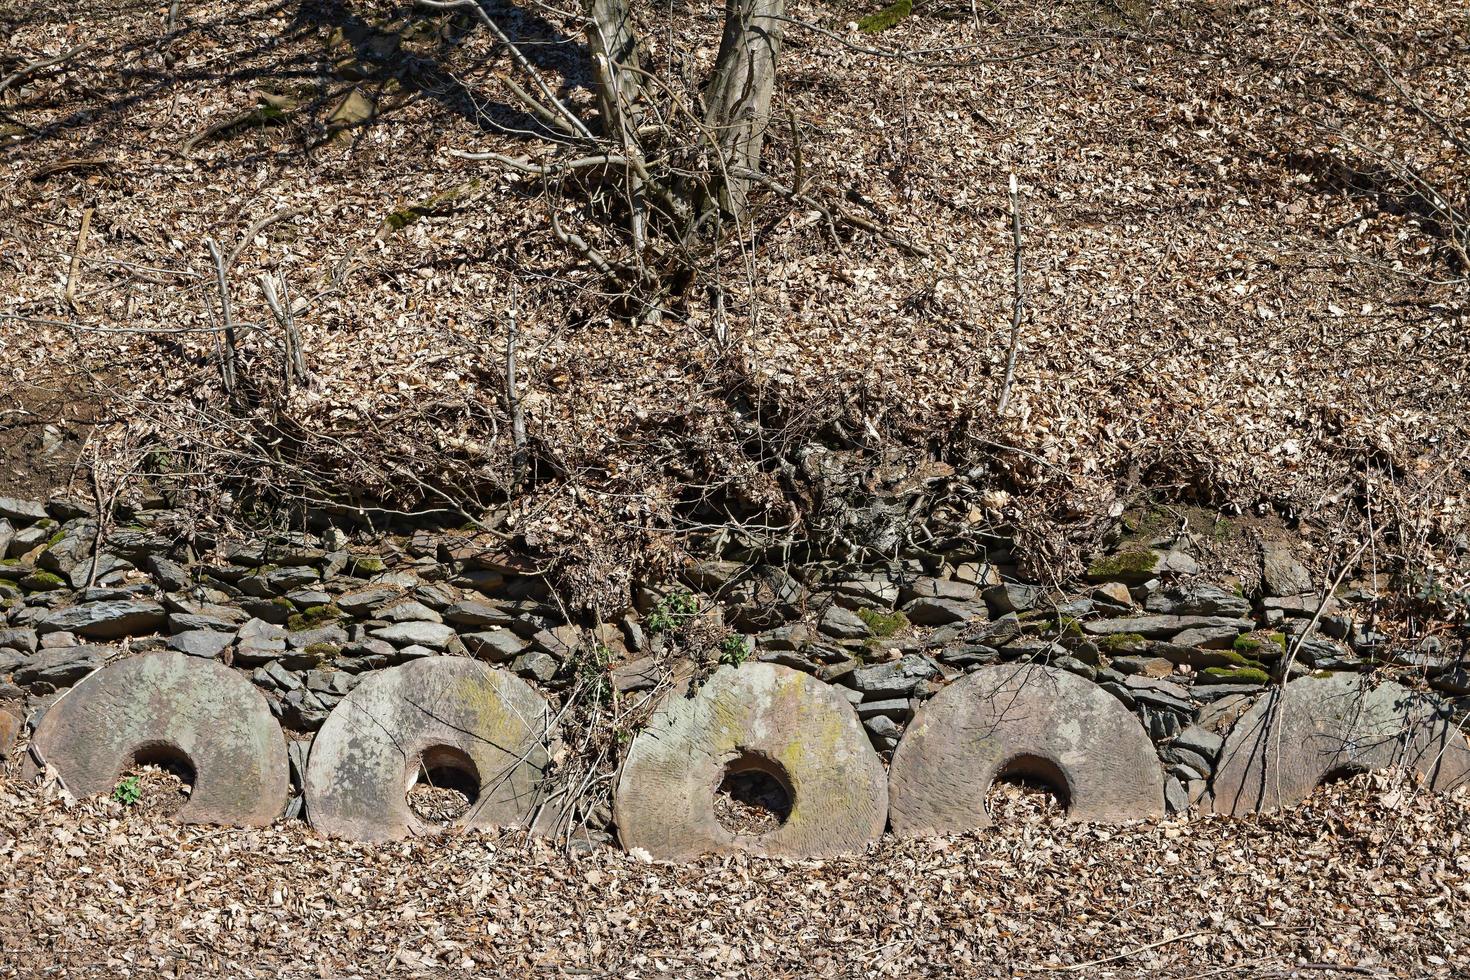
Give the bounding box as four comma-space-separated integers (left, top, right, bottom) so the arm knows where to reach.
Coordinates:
1086, 549, 1159, 583
857, 607, 909, 637
348, 555, 386, 576
21, 570, 66, 591
1199, 666, 1270, 685
287, 603, 342, 632
1099, 632, 1148, 653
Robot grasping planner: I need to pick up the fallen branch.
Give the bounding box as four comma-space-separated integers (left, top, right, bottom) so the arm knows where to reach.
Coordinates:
0, 45, 88, 96
727, 165, 929, 257
1029, 932, 1200, 972
63, 207, 93, 312
226, 206, 302, 270
995, 173, 1023, 419
204, 238, 240, 401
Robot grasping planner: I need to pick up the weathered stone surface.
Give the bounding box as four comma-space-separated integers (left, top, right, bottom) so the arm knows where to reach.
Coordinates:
443, 599, 516, 628
1172, 725, 1223, 759
30, 652, 288, 825
375, 600, 442, 624
0, 701, 20, 758
889, 664, 1164, 835
15, 645, 104, 687
0, 628, 38, 654
306, 658, 557, 842
903, 596, 988, 626
38, 600, 166, 640
1144, 584, 1251, 618
845, 654, 938, 700
337, 586, 402, 617
1261, 544, 1313, 597
1171, 625, 1242, 649
819, 604, 871, 640
615, 663, 887, 860
1084, 615, 1253, 639
0, 497, 48, 522
167, 630, 234, 660
901, 577, 978, 603
982, 583, 1041, 615
370, 621, 456, 649
461, 629, 528, 662
1210, 673, 1470, 816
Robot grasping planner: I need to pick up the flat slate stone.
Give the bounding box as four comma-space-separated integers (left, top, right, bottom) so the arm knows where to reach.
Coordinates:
888, 664, 1164, 835
615, 663, 887, 861
306, 658, 557, 842
168, 630, 234, 660
1210, 673, 1470, 816
0, 497, 48, 522
370, 621, 456, 649
38, 600, 166, 640
1084, 615, 1253, 639
29, 651, 288, 826
15, 646, 104, 687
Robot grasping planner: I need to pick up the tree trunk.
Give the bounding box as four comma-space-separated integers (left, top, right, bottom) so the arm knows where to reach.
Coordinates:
702, 0, 785, 217
583, 0, 641, 136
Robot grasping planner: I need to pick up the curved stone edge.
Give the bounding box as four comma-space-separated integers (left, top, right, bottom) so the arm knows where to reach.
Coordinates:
613, 662, 889, 861
30, 651, 289, 826
0, 701, 20, 763
304, 657, 558, 843
1208, 673, 1470, 816
888, 664, 1165, 837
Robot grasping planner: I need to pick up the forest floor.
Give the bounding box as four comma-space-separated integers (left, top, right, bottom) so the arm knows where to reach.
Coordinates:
1, 769, 1467, 978
1, 0, 1467, 592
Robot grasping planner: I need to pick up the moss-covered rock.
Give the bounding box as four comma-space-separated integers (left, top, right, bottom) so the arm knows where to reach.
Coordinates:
21, 569, 66, 592
1198, 666, 1270, 685
1085, 549, 1160, 585
1098, 632, 1148, 654
857, 607, 909, 637
287, 603, 342, 632
348, 555, 386, 576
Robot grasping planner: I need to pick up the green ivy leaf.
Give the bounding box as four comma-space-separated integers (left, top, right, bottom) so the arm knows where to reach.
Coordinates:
858, 0, 912, 33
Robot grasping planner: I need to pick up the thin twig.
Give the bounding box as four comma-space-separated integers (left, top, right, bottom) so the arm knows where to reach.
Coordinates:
506, 282, 528, 486
204, 238, 239, 401
995, 173, 1024, 419
226, 206, 301, 270
1029, 932, 1200, 972
0, 45, 87, 96
63, 207, 93, 313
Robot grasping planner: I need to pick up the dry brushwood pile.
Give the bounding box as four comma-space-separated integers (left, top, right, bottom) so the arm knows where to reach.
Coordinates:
3, 771, 1470, 977
0, 0, 1466, 602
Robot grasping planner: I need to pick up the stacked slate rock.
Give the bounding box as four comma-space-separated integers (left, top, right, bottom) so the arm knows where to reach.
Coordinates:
1, 492, 1464, 821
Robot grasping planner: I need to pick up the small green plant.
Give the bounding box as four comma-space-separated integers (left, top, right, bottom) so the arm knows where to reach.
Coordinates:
718, 634, 749, 667
569, 644, 614, 706
647, 592, 699, 634
112, 776, 142, 806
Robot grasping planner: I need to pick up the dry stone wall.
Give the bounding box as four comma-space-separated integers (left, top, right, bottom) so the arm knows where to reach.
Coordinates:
2, 492, 1468, 857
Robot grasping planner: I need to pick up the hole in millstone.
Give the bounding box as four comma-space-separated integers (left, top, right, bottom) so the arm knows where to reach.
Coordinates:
119, 742, 197, 818
406, 745, 480, 827
713, 750, 793, 836
1316, 764, 1371, 789
985, 753, 1070, 824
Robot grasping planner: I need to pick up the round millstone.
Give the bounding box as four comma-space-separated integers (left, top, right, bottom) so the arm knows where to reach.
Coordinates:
30, 651, 288, 826
305, 657, 557, 842
1208, 672, 1470, 816
888, 664, 1165, 836
613, 662, 888, 860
